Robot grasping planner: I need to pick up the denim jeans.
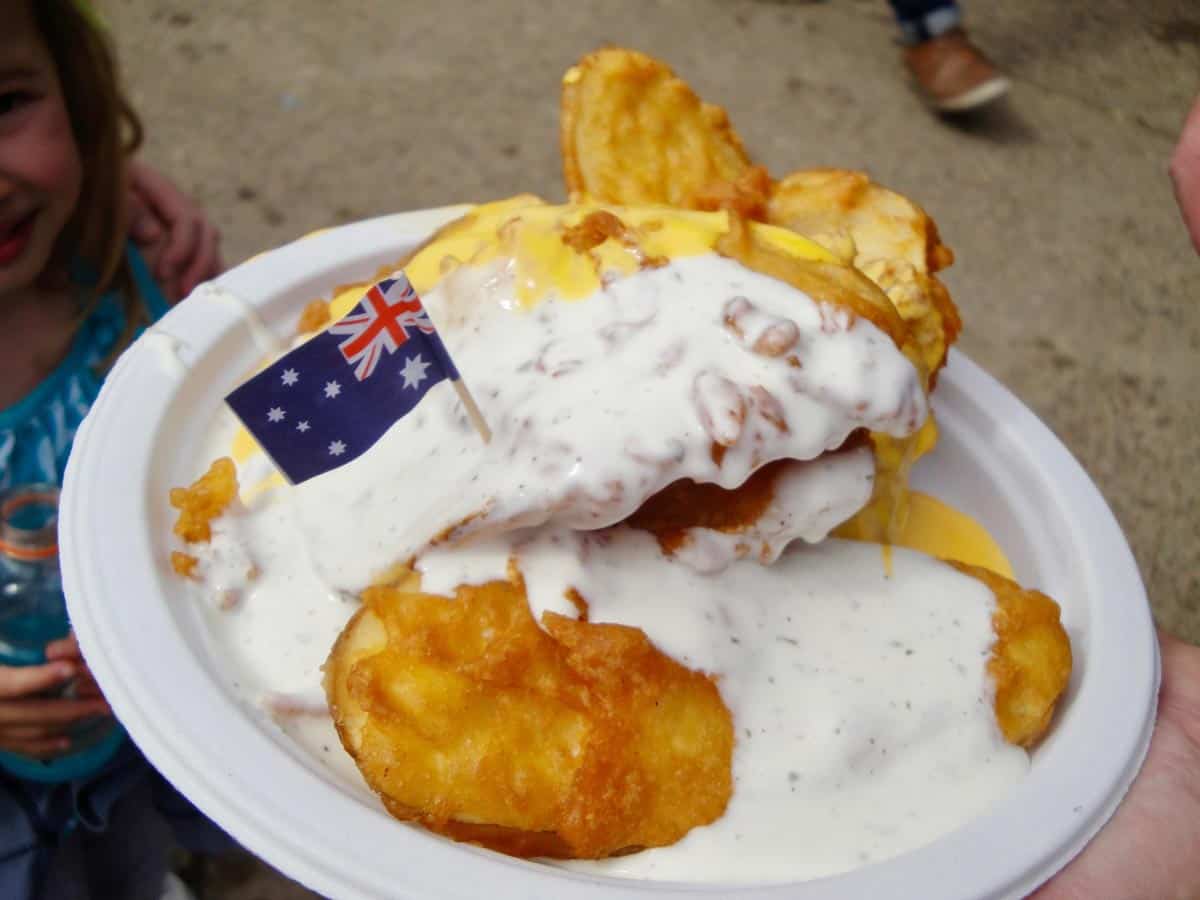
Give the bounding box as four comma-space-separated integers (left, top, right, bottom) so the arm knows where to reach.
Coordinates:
887, 0, 963, 43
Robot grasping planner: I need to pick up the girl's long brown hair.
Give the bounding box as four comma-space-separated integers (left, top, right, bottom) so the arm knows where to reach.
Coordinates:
32, 0, 145, 362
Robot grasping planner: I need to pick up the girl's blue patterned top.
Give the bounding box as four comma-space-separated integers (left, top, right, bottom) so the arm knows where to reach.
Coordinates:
0, 245, 169, 489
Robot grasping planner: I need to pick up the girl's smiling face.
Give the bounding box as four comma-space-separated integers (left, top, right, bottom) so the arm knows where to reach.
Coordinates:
0, 0, 82, 299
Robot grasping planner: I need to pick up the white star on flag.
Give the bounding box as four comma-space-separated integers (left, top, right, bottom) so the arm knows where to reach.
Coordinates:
281, 368, 299, 386
267, 407, 285, 423
324, 380, 341, 399
297, 420, 311, 433
400, 354, 431, 390
328, 440, 346, 456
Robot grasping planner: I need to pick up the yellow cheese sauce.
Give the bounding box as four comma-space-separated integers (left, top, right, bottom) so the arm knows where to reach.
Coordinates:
331, 198, 836, 317
888, 491, 1014, 578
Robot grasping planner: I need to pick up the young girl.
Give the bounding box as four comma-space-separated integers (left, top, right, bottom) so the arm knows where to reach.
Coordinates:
1, 1, 226, 896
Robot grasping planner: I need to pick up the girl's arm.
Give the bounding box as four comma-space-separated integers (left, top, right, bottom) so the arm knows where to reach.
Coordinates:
127, 159, 224, 301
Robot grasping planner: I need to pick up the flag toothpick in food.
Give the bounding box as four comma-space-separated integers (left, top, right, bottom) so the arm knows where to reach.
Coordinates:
226, 272, 488, 484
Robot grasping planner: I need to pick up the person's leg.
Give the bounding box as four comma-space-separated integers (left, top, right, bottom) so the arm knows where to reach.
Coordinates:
36, 831, 90, 900
886, 0, 1009, 113
886, 0, 963, 45
78, 780, 173, 900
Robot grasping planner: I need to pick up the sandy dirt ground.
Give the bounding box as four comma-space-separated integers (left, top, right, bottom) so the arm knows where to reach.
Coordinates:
99, 1, 1199, 896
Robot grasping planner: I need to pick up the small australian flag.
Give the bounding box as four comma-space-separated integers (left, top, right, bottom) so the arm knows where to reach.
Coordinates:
226, 272, 459, 484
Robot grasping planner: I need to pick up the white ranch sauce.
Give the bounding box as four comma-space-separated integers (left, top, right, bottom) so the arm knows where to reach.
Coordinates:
178, 250, 1025, 883
289, 254, 926, 590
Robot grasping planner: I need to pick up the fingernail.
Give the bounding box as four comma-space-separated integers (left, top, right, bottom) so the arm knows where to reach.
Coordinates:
53, 663, 75, 679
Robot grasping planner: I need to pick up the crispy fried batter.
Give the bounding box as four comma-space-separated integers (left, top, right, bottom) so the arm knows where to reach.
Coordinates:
561, 209, 630, 253
324, 576, 733, 859
561, 49, 757, 210
630, 433, 872, 555
170, 551, 200, 579
629, 459, 788, 554
169, 457, 238, 545
169, 458, 239, 577
693, 164, 773, 219
296, 299, 332, 335
560, 208, 670, 270
953, 562, 1073, 747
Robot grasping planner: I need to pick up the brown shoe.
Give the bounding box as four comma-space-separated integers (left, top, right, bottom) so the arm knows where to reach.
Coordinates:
904, 28, 1010, 113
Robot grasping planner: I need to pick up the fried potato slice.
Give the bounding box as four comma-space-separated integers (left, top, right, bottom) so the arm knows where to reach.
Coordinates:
768, 169, 960, 380
628, 459, 787, 553
561, 48, 766, 214
324, 575, 733, 859
716, 213, 910, 353
953, 562, 1074, 747
765, 170, 961, 543
559, 50, 959, 385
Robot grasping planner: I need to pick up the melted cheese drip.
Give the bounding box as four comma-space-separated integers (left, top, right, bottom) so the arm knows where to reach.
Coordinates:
836, 416, 938, 545
891, 491, 1014, 578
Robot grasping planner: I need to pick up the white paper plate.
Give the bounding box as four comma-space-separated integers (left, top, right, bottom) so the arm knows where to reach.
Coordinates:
60, 208, 1159, 900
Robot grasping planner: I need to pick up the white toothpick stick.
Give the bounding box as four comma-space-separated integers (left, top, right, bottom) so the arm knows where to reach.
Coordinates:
451, 378, 492, 444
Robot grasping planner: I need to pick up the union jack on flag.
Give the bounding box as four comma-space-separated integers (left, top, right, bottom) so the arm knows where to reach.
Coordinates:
328, 276, 435, 381
225, 271, 461, 484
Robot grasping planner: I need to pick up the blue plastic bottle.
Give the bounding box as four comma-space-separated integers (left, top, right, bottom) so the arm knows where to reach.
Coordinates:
0, 486, 123, 781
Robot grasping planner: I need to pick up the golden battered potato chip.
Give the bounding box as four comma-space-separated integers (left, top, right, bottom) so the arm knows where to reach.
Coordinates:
559, 49, 961, 386
326, 556, 1069, 858
561, 48, 760, 212
716, 213, 910, 353
768, 168, 960, 380
952, 562, 1073, 747
325, 574, 733, 859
